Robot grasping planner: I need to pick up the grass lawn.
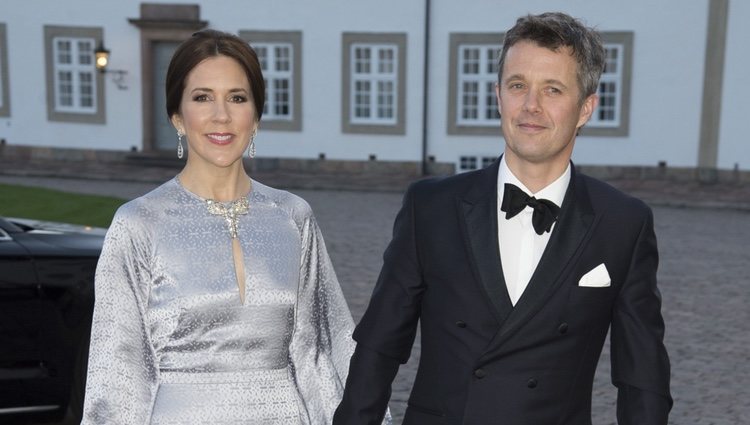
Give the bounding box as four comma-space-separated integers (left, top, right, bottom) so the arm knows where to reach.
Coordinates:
0, 183, 126, 228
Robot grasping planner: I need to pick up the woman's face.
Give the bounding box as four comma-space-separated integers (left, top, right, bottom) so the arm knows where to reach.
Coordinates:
171, 55, 258, 170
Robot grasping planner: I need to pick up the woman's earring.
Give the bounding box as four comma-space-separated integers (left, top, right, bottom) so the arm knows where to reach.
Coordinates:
177, 130, 185, 159
247, 129, 257, 158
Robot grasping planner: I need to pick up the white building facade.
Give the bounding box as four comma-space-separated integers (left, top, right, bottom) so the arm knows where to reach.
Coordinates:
0, 0, 745, 179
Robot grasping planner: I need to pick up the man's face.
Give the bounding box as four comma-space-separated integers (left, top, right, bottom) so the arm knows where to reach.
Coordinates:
496, 40, 597, 171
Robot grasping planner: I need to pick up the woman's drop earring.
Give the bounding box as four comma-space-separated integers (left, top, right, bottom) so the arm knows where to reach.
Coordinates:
177, 130, 185, 159
247, 129, 257, 158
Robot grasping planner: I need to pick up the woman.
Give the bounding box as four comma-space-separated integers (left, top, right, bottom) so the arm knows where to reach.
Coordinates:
82, 30, 360, 424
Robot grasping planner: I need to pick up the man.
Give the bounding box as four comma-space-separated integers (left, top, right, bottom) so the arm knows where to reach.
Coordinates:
333, 11, 672, 425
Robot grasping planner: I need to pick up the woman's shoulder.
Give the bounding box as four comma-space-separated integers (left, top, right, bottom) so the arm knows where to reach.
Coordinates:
251, 179, 313, 222
112, 179, 178, 225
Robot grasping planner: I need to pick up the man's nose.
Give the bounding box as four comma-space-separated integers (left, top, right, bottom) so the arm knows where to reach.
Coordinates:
523, 90, 542, 113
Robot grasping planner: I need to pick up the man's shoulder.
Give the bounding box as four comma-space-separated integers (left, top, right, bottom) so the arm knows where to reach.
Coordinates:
577, 172, 651, 215
409, 167, 491, 198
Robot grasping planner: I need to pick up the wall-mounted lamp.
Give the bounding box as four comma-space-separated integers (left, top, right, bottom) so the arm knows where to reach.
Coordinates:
95, 43, 128, 90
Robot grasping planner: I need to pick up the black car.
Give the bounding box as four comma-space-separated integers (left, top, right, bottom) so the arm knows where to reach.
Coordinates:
0, 216, 104, 424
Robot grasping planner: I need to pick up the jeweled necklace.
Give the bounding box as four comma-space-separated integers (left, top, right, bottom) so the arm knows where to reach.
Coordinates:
206, 197, 250, 239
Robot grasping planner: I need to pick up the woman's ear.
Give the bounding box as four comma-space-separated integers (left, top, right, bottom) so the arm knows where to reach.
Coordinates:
170, 114, 184, 133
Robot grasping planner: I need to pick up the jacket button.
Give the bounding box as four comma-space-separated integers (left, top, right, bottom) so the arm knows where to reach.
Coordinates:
474, 369, 486, 379
558, 323, 569, 334
527, 378, 538, 389
456, 320, 467, 328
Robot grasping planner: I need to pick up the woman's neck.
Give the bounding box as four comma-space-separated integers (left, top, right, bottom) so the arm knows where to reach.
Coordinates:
178, 162, 251, 202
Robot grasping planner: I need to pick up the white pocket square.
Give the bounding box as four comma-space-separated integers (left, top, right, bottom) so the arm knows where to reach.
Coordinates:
578, 263, 611, 287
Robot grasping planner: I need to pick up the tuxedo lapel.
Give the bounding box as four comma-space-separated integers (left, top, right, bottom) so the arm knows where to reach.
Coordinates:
457, 160, 514, 324
490, 165, 597, 346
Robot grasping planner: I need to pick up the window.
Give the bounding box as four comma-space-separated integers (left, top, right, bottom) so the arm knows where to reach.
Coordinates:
53, 37, 97, 112
592, 45, 623, 125
44, 26, 105, 124
458, 155, 497, 172
240, 31, 302, 131
342, 33, 406, 135
258, 44, 292, 118
581, 32, 633, 137
448, 33, 503, 136
350, 44, 396, 124
460, 155, 477, 171
0, 23, 9, 117
457, 45, 501, 125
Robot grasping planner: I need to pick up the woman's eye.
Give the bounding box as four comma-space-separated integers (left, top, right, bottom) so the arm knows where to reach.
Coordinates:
230, 95, 248, 103
193, 94, 209, 102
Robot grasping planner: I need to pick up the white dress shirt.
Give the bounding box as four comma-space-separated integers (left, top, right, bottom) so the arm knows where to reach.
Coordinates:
497, 157, 570, 305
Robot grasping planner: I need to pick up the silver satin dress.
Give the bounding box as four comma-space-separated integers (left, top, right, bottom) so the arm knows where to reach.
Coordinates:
82, 178, 358, 424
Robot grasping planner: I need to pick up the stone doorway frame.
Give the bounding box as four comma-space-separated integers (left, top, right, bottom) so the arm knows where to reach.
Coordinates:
129, 3, 207, 154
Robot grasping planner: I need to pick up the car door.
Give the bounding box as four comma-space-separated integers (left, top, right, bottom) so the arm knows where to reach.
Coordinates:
0, 218, 100, 424
0, 222, 66, 421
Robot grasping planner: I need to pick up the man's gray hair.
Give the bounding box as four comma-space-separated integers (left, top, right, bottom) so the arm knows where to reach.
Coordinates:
497, 12, 606, 103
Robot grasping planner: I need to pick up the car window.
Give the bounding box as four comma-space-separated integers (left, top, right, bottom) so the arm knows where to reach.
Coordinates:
0, 227, 13, 241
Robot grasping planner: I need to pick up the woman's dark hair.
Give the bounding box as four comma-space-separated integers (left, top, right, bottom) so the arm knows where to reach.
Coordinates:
165, 29, 265, 120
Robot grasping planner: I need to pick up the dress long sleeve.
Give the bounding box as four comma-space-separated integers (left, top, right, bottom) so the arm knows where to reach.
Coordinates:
82, 205, 158, 424
289, 213, 357, 424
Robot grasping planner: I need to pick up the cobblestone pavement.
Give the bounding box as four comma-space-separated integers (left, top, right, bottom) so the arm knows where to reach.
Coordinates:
2, 173, 749, 424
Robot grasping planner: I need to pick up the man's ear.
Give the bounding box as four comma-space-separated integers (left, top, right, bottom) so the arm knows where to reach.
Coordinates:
577, 93, 599, 128
495, 83, 502, 117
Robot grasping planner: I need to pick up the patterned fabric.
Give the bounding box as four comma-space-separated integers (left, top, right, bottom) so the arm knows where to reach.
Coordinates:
82, 178, 358, 424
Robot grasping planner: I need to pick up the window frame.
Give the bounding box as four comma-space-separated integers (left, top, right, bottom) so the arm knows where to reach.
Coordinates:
580, 31, 633, 137
44, 25, 105, 124
342, 32, 406, 135
447, 33, 503, 136
240, 30, 302, 132
0, 23, 10, 117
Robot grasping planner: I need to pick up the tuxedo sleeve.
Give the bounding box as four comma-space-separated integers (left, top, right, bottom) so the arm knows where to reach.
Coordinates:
334, 183, 426, 424
610, 207, 672, 424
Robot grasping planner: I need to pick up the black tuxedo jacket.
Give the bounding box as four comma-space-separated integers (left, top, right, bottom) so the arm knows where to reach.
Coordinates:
334, 160, 672, 425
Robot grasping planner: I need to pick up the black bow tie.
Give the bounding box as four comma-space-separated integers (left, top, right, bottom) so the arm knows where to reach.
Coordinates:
500, 183, 560, 235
